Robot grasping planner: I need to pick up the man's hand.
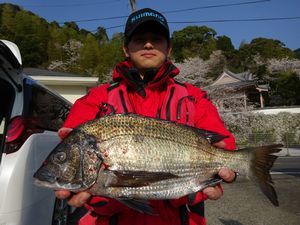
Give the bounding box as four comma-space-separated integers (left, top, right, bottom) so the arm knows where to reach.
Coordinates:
58, 127, 73, 140
212, 140, 226, 149
55, 190, 91, 207
56, 127, 91, 208
203, 140, 236, 200
202, 168, 236, 200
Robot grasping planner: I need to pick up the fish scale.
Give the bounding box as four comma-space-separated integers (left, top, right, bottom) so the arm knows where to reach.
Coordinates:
84, 114, 201, 148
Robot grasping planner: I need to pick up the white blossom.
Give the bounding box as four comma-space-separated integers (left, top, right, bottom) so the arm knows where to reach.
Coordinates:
267, 58, 300, 76
48, 39, 83, 72
174, 50, 225, 85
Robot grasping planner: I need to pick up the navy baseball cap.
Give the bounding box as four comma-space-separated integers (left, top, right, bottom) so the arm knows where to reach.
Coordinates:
124, 8, 170, 44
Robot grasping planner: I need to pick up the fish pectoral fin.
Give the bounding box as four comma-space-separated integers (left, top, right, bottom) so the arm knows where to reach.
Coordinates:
118, 198, 156, 215
109, 170, 179, 187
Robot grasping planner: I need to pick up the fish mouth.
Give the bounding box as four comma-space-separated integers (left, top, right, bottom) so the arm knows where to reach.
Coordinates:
33, 168, 57, 184
33, 169, 82, 190
34, 178, 82, 190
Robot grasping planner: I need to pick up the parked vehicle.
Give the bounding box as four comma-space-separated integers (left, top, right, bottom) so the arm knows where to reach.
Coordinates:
0, 40, 72, 225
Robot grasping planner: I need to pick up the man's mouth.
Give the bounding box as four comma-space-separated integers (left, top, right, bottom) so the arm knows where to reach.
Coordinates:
141, 53, 156, 58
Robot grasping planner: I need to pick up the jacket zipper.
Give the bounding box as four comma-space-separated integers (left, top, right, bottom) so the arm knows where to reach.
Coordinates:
119, 90, 128, 113
176, 96, 195, 124
165, 87, 175, 121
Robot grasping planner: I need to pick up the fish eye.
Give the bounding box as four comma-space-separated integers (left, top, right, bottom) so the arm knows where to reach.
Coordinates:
53, 152, 67, 164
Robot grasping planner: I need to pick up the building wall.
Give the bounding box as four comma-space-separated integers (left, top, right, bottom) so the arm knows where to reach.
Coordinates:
46, 85, 89, 104
45, 84, 89, 103
254, 107, 300, 114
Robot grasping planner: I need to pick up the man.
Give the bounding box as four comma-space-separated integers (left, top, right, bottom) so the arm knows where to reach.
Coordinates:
56, 8, 236, 225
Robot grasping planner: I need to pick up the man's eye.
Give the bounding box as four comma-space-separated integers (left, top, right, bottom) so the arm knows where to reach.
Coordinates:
153, 37, 163, 42
133, 38, 144, 43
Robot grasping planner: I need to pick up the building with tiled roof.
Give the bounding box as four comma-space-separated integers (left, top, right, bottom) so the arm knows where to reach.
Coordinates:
206, 70, 270, 109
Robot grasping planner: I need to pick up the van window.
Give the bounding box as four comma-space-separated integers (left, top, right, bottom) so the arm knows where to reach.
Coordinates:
0, 118, 5, 146
23, 78, 72, 132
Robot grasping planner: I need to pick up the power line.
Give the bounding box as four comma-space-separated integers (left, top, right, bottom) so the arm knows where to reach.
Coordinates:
162, 0, 271, 14
100, 16, 300, 31
168, 16, 300, 24
58, 0, 271, 24
60, 15, 127, 24
90, 24, 124, 32
21, 0, 121, 8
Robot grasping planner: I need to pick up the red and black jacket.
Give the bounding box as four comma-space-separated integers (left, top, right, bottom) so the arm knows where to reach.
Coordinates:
63, 60, 236, 225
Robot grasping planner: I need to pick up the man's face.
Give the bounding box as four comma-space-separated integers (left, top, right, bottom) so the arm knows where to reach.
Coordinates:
123, 31, 171, 73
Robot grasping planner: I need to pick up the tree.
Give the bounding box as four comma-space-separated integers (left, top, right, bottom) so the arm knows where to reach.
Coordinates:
79, 34, 100, 76
48, 39, 83, 72
269, 71, 300, 106
63, 22, 80, 32
95, 26, 108, 46
174, 57, 210, 86
295, 48, 300, 59
0, 4, 19, 40
62, 22, 85, 43
239, 38, 295, 62
174, 51, 226, 86
48, 21, 67, 62
267, 58, 300, 76
13, 10, 49, 66
95, 32, 125, 82
171, 26, 217, 62
235, 37, 295, 78
216, 35, 235, 52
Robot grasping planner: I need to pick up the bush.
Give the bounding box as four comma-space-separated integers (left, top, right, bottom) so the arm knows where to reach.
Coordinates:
220, 112, 300, 148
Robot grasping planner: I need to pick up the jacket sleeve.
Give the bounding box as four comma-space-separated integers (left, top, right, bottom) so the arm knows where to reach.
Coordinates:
190, 85, 236, 150
63, 84, 109, 128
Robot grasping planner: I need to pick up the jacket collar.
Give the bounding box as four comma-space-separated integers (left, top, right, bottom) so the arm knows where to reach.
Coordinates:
112, 59, 180, 90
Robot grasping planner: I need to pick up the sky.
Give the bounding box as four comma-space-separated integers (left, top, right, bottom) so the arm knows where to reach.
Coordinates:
1, 0, 300, 50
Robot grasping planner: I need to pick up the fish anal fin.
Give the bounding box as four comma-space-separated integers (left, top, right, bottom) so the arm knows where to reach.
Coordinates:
202, 176, 223, 188
118, 198, 156, 215
109, 170, 178, 187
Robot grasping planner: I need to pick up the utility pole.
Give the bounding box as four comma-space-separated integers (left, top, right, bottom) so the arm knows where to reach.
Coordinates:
129, 0, 136, 12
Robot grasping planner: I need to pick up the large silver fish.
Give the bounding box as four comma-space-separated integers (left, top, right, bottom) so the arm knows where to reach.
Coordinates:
34, 114, 282, 213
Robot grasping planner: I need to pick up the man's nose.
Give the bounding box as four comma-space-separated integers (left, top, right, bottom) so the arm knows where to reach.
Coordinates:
144, 41, 154, 49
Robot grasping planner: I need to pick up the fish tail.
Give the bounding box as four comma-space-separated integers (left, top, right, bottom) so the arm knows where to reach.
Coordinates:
248, 144, 283, 206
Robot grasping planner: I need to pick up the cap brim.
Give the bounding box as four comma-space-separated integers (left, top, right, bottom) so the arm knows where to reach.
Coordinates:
126, 19, 169, 39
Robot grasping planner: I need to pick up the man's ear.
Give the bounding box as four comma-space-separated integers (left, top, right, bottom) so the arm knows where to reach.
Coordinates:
167, 45, 172, 58
123, 46, 130, 58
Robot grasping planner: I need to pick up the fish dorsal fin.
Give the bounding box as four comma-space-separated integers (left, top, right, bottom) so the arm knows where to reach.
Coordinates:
106, 170, 178, 187
193, 128, 229, 144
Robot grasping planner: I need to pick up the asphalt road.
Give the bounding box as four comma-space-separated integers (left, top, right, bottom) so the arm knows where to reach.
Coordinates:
205, 156, 300, 225
272, 156, 300, 174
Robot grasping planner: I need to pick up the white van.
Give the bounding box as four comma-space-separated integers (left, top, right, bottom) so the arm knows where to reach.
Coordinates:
0, 40, 72, 225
